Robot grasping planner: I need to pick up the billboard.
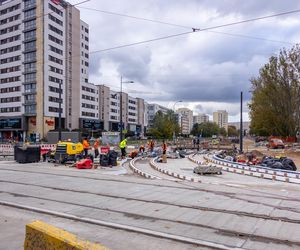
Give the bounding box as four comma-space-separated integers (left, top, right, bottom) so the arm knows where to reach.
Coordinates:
102, 132, 120, 145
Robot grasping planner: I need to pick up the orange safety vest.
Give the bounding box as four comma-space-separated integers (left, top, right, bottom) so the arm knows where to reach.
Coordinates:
83, 140, 90, 149
162, 143, 167, 151
94, 140, 100, 149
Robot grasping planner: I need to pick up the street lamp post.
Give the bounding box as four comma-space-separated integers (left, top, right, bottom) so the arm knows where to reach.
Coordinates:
120, 76, 134, 142
173, 100, 182, 143
58, 82, 62, 141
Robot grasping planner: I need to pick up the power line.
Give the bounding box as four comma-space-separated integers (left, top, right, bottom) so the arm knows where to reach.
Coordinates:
78, 6, 295, 45
87, 8, 300, 54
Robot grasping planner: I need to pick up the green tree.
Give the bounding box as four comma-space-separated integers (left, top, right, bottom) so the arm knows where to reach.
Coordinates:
219, 127, 227, 136
227, 125, 238, 137
150, 111, 180, 139
249, 45, 300, 137
191, 122, 219, 137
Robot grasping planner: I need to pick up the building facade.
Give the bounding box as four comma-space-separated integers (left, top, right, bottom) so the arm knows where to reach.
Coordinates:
98, 84, 146, 137
176, 108, 193, 133
193, 114, 209, 125
176, 113, 189, 135
213, 110, 228, 131
147, 103, 170, 128
0, 0, 98, 141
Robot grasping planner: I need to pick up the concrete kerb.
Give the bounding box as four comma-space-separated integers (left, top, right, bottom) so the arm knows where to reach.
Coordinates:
24, 220, 108, 250
129, 157, 159, 180
195, 154, 300, 184
149, 158, 201, 183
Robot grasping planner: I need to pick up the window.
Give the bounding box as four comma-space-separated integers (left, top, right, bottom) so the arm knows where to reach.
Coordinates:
49, 76, 63, 84
24, 62, 36, 73
1, 107, 21, 113
49, 86, 62, 93
49, 35, 63, 45
25, 105, 36, 114
49, 55, 63, 65
49, 24, 63, 36
49, 107, 62, 113
49, 66, 63, 75
24, 73, 36, 83
82, 103, 95, 109
49, 96, 62, 103
82, 94, 95, 101
24, 51, 36, 62
129, 112, 136, 116
24, 19, 36, 30
111, 108, 118, 113
24, 9, 36, 19
128, 118, 136, 123
25, 94, 35, 102
110, 116, 117, 120
85, 28, 88, 33
1, 86, 20, 93
24, 83, 36, 93
0, 3, 20, 15
24, 0, 36, 8
0, 24, 19, 35
0, 76, 20, 84
24, 30, 36, 41
48, 14, 63, 26
0, 14, 20, 25
0, 66, 20, 74
129, 100, 136, 104
49, 45, 63, 55
48, 3, 63, 17
1, 97, 20, 103
1, 55, 20, 64
0, 34, 20, 45
129, 106, 136, 110
82, 112, 95, 117
0, 45, 21, 55
24, 41, 36, 51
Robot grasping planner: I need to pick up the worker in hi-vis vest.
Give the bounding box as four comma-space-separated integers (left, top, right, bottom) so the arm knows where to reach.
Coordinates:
119, 138, 127, 159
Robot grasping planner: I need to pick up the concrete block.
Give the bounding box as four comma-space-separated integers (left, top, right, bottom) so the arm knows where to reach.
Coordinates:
24, 220, 108, 250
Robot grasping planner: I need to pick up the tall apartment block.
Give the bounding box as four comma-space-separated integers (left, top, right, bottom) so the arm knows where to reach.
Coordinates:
176, 108, 193, 133
147, 103, 170, 128
98, 85, 147, 136
0, 0, 98, 141
213, 110, 228, 131
193, 114, 209, 125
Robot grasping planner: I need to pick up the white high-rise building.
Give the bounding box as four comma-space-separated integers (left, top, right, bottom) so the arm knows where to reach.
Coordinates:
0, 0, 98, 141
213, 110, 228, 131
193, 114, 209, 125
176, 107, 193, 133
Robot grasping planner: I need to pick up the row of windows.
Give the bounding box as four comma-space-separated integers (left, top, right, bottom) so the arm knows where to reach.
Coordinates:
0, 66, 20, 74
0, 3, 20, 15
81, 43, 89, 50
24, 62, 36, 73
0, 76, 20, 84
82, 111, 95, 117
1, 107, 20, 113
24, 0, 36, 8
111, 101, 118, 106
82, 103, 95, 109
49, 106, 62, 113
25, 94, 35, 102
49, 3, 63, 17
24, 83, 36, 93
49, 55, 63, 65
0, 14, 20, 25
25, 104, 36, 114
0, 86, 20, 93
0, 34, 20, 45
50, 66, 63, 75
24, 51, 36, 62
81, 26, 89, 33
111, 108, 118, 113
24, 30, 36, 41
24, 9, 35, 19
49, 24, 63, 36
0, 96, 21, 103
129, 106, 136, 110
82, 60, 89, 67
0, 24, 19, 35
0, 45, 21, 55
82, 86, 95, 93
0, 55, 20, 64
49, 76, 63, 84
82, 94, 95, 101
49, 96, 62, 103
49, 45, 63, 55
49, 34, 63, 45
110, 116, 117, 120
128, 118, 136, 123
48, 14, 63, 26
49, 86, 62, 93
24, 73, 36, 83
24, 41, 36, 51
129, 112, 136, 116
24, 19, 36, 30
129, 100, 136, 104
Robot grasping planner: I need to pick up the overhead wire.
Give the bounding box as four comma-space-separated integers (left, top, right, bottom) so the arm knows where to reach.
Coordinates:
79, 6, 295, 47
82, 8, 300, 54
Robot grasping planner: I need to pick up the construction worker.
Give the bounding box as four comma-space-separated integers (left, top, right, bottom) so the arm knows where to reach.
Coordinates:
94, 138, 100, 158
162, 140, 167, 163
82, 137, 90, 158
119, 138, 127, 159
149, 139, 154, 153
139, 144, 145, 156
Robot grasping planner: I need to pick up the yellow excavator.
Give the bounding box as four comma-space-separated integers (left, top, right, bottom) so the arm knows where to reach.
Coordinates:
55, 141, 84, 164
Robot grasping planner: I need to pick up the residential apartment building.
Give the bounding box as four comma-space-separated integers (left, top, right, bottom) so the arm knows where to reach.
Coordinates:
176, 113, 189, 135
98, 84, 147, 136
147, 103, 170, 128
176, 108, 193, 133
0, 0, 98, 141
193, 114, 209, 125
213, 110, 228, 131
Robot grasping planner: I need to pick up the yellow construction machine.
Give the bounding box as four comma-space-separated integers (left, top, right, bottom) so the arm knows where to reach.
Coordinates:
55, 141, 84, 164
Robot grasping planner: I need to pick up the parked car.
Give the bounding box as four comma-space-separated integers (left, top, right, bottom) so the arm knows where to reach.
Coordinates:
267, 138, 285, 149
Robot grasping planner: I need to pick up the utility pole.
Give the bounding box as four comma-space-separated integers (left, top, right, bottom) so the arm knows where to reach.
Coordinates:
58, 82, 62, 141
240, 91, 243, 153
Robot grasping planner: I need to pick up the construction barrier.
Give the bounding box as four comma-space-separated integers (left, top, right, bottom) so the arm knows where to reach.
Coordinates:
24, 220, 108, 250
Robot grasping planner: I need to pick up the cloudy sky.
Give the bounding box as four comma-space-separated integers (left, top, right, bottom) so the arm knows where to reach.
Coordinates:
70, 0, 300, 121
